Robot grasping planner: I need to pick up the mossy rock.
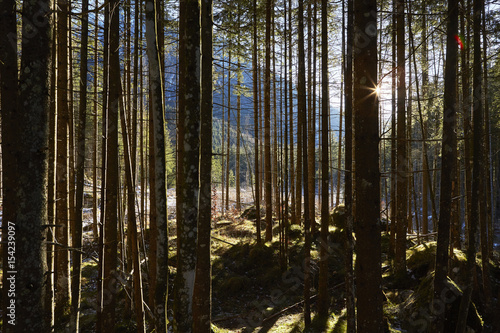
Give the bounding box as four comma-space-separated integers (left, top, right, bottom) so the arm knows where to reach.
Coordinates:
401, 273, 483, 332
330, 204, 347, 230
248, 243, 275, 268
240, 205, 265, 220
406, 241, 472, 285
289, 224, 303, 239
221, 275, 252, 294
257, 265, 282, 287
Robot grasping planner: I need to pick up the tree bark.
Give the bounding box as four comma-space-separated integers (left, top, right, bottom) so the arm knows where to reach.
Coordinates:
71, 0, 89, 328
344, 0, 356, 330
433, 0, 458, 330
55, 0, 71, 321
395, 0, 407, 277
174, 0, 200, 331
12, 0, 52, 330
353, 0, 383, 330
145, 0, 169, 330
298, 0, 311, 326
264, 0, 273, 242
317, 0, 330, 316
253, 0, 262, 243
193, 0, 213, 330
0, 0, 19, 329
456, 0, 483, 331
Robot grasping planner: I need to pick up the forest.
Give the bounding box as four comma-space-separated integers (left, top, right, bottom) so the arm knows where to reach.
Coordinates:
1, 0, 500, 332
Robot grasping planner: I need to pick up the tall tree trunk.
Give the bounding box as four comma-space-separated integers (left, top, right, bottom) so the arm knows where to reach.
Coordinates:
298, 0, 311, 326
97, 4, 109, 330
101, 0, 121, 329
119, 80, 146, 332
479, 2, 492, 308
253, 0, 261, 243
353, 0, 383, 330
0, 0, 19, 329
433, 0, 458, 330
395, 0, 407, 277
236, 55, 241, 212
289, 0, 296, 227
174, 0, 200, 331
10, 1, 52, 330
456, 0, 482, 331
264, 0, 273, 242
193, 0, 213, 330
344, 0, 355, 330
318, 0, 330, 316
71, 0, 89, 328
145, 0, 169, 330
389, 0, 397, 258
46, 5, 57, 326
55, 0, 71, 321
283, 0, 289, 267
225, 51, 231, 212
307, 0, 315, 233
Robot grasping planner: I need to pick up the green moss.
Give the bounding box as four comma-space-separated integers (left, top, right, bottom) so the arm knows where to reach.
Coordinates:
221, 275, 252, 294
330, 204, 346, 230
289, 224, 303, 240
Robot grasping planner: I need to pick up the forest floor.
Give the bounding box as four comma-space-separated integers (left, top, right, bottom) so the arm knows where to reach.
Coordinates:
74, 187, 500, 332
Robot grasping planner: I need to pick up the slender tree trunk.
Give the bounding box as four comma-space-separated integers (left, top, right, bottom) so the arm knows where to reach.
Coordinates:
193, 0, 213, 330
71, 0, 89, 328
456, 0, 482, 331
481, 3, 493, 302
298, 0, 311, 326
97, 4, 110, 330
318, 0, 330, 316
46, 5, 57, 326
236, 54, 241, 212
389, 0, 397, 258
395, 0, 408, 277
226, 51, 231, 212
344, 0, 355, 330
253, 0, 262, 243
289, 0, 296, 227
55, 0, 71, 321
92, 0, 100, 239
175, 0, 200, 330
353, 0, 383, 330
264, 0, 273, 242
433, 0, 458, 330
283, 0, 289, 266
307, 0, 315, 233
101, 0, 121, 329
145, 0, 169, 330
